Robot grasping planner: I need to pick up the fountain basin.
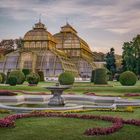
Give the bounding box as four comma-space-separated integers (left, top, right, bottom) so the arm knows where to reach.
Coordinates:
45, 85, 72, 106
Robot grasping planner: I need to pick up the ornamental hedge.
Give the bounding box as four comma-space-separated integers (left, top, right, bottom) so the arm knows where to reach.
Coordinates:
90, 70, 95, 83
22, 69, 30, 78
94, 68, 107, 84
119, 71, 137, 86
37, 71, 44, 81
9, 70, 25, 84
0, 73, 6, 83
7, 76, 17, 86
0, 74, 2, 83
26, 73, 40, 85
58, 72, 75, 85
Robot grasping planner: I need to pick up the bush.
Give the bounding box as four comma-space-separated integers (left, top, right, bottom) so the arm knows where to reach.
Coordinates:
5, 71, 10, 84
114, 73, 120, 81
9, 70, 25, 84
119, 71, 137, 86
37, 71, 44, 81
7, 76, 17, 86
90, 70, 95, 83
58, 72, 75, 85
0, 74, 2, 83
0, 73, 6, 83
94, 68, 107, 84
22, 69, 30, 78
106, 70, 113, 81
26, 73, 40, 85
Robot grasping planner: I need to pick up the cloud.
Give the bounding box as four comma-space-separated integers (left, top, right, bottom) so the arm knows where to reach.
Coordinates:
0, 0, 140, 54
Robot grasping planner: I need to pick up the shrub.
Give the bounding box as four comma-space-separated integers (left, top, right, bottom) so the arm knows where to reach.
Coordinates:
125, 106, 134, 112
5, 71, 10, 84
114, 73, 120, 81
0, 73, 6, 83
90, 70, 95, 83
119, 71, 137, 86
58, 72, 75, 85
37, 71, 44, 81
26, 73, 40, 85
22, 69, 30, 78
106, 70, 113, 81
0, 75, 2, 83
7, 76, 17, 86
9, 70, 25, 84
94, 68, 107, 84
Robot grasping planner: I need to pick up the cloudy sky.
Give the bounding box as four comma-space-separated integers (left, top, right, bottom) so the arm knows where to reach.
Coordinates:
0, 0, 140, 54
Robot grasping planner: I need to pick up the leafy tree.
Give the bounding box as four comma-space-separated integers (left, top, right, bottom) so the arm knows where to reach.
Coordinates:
105, 48, 116, 77
122, 34, 140, 78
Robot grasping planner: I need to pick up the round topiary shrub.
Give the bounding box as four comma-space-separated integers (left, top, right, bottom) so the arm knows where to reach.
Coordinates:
0, 73, 6, 83
90, 70, 95, 83
37, 71, 44, 81
9, 70, 25, 84
22, 69, 30, 78
58, 72, 75, 85
26, 73, 40, 85
0, 74, 2, 83
94, 68, 107, 84
7, 76, 17, 86
119, 71, 137, 86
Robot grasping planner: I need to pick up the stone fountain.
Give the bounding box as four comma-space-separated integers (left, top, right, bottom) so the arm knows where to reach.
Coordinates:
45, 83, 72, 106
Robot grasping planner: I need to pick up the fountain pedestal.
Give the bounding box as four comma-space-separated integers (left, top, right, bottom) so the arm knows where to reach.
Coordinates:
46, 85, 71, 106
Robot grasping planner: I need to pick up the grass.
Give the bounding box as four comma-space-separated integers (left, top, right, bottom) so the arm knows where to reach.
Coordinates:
0, 81, 140, 140
0, 109, 140, 140
0, 81, 140, 98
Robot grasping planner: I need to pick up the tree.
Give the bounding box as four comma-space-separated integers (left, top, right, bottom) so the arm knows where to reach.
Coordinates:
122, 34, 140, 78
105, 48, 116, 77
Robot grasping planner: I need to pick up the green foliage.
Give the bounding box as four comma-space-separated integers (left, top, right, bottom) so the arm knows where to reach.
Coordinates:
114, 73, 120, 81
26, 73, 40, 85
7, 76, 17, 86
0, 73, 6, 83
37, 71, 44, 81
90, 70, 95, 82
0, 74, 2, 83
22, 69, 30, 78
5, 72, 10, 84
105, 48, 116, 76
119, 71, 137, 86
122, 35, 140, 75
9, 70, 25, 84
58, 72, 75, 85
94, 68, 108, 84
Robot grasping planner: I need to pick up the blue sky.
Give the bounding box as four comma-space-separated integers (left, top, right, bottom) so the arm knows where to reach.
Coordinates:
0, 0, 140, 54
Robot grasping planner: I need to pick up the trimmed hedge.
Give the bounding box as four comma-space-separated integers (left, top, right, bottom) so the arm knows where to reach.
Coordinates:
0, 75, 2, 83
22, 69, 30, 78
9, 70, 25, 84
90, 70, 95, 83
37, 71, 44, 81
0, 73, 6, 83
119, 71, 137, 86
26, 73, 40, 85
7, 76, 17, 86
94, 68, 107, 84
5, 71, 10, 84
58, 72, 75, 85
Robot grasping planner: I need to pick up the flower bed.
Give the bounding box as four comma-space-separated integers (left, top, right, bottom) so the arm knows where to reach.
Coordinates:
0, 112, 140, 136
0, 90, 17, 96
84, 92, 140, 97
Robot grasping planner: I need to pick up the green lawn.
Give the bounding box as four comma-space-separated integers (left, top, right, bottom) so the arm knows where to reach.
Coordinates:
0, 81, 140, 140
0, 109, 140, 140
0, 81, 140, 98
